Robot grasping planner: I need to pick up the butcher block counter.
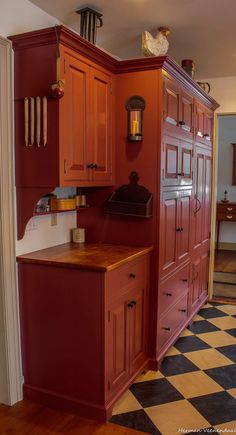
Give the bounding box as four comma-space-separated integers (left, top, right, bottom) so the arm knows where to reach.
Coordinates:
16, 242, 152, 271
17, 243, 152, 421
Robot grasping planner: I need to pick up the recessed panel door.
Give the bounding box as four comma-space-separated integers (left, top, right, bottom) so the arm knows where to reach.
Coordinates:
160, 191, 178, 276
178, 191, 191, 264
202, 152, 212, 247
192, 150, 204, 251
89, 68, 113, 182
129, 287, 147, 375
60, 52, 90, 182
163, 76, 180, 127
108, 297, 129, 394
162, 136, 179, 187
179, 140, 193, 186
180, 91, 194, 137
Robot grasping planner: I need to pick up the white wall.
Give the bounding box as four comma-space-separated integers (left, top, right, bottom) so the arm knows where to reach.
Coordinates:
0, 0, 77, 255
201, 76, 236, 114
0, 0, 59, 37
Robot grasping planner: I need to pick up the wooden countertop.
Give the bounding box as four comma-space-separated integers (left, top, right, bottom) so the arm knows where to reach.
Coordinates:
16, 243, 153, 272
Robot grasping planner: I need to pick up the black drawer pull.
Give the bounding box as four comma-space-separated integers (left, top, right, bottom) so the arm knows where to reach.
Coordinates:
165, 292, 172, 297
130, 300, 137, 305
176, 227, 182, 232
179, 309, 186, 313
162, 327, 171, 331
87, 163, 94, 168
129, 273, 136, 278
127, 303, 133, 308
182, 279, 188, 282
179, 121, 186, 126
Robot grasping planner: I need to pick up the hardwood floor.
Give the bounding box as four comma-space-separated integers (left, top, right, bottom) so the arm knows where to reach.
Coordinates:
214, 249, 236, 273
0, 400, 145, 434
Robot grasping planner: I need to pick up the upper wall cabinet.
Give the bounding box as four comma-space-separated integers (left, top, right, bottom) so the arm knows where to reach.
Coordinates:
163, 75, 194, 140
195, 101, 213, 146
10, 27, 115, 190
60, 48, 113, 185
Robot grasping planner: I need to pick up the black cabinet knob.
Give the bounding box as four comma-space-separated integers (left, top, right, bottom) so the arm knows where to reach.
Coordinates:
182, 279, 188, 282
165, 292, 172, 297
87, 163, 93, 168
176, 227, 181, 232
127, 303, 133, 308
162, 327, 171, 331
93, 163, 98, 169
129, 273, 136, 278
179, 309, 186, 313
204, 133, 209, 137
179, 121, 186, 126
130, 300, 137, 305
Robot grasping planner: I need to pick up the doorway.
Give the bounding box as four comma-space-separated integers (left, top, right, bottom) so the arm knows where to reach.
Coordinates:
0, 36, 22, 404
213, 114, 236, 301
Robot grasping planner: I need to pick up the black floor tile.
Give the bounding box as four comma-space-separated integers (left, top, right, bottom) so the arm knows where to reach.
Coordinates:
190, 391, 236, 425
227, 328, 236, 338
110, 409, 161, 435
130, 378, 184, 408
160, 354, 199, 376
189, 320, 220, 334
174, 335, 211, 353
205, 365, 236, 389
198, 307, 228, 319
217, 344, 236, 362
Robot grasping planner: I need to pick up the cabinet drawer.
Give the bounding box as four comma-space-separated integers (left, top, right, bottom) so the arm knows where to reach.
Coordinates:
159, 264, 189, 315
107, 256, 147, 303
158, 292, 188, 351
217, 213, 236, 221
217, 204, 236, 213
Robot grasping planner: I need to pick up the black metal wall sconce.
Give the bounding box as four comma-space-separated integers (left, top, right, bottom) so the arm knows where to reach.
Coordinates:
126, 96, 145, 142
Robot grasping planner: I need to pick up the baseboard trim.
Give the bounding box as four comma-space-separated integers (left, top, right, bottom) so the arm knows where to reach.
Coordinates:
217, 242, 236, 251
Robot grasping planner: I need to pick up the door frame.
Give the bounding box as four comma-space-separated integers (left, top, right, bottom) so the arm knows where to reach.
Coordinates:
208, 112, 236, 299
0, 36, 22, 404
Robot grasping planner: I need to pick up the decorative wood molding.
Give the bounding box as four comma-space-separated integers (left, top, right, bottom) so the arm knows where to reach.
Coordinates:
0, 37, 23, 404
9, 25, 219, 110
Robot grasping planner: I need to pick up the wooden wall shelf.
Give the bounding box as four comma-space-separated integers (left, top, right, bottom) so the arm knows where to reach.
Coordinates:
33, 206, 89, 217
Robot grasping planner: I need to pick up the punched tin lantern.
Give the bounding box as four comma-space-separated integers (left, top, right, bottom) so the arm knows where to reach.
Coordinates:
126, 96, 145, 141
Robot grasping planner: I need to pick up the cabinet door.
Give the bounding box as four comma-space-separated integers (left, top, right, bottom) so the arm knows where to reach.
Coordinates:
160, 191, 178, 276
191, 149, 204, 252
108, 296, 129, 394
178, 191, 191, 264
89, 68, 113, 183
204, 109, 213, 146
191, 146, 212, 253
129, 287, 147, 375
162, 136, 179, 187
60, 52, 90, 182
179, 140, 193, 186
180, 91, 194, 136
163, 76, 180, 128
195, 102, 205, 142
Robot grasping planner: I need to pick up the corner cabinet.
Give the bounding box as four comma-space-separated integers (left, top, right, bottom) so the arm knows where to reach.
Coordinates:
17, 245, 150, 422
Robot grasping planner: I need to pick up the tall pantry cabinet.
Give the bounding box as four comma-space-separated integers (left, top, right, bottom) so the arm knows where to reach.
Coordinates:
94, 57, 219, 368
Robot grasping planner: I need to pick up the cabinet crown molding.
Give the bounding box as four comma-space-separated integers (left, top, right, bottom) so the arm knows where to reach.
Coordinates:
9, 25, 219, 110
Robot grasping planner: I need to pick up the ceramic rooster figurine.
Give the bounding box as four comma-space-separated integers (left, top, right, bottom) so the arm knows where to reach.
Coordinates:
142, 26, 170, 57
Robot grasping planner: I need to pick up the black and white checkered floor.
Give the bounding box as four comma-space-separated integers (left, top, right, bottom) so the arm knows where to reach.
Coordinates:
110, 302, 236, 434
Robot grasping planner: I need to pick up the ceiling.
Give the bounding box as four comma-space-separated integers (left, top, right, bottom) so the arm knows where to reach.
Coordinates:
29, 0, 236, 79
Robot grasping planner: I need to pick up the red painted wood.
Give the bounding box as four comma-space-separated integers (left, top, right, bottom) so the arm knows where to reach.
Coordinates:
18, 252, 150, 421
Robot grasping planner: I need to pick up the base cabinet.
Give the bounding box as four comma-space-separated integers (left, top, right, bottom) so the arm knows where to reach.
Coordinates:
17, 252, 150, 421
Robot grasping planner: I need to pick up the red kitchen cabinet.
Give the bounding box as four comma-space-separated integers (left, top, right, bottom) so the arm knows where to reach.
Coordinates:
163, 75, 194, 140
160, 189, 191, 277
195, 101, 213, 146
162, 135, 193, 187
191, 145, 212, 254
17, 245, 150, 421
